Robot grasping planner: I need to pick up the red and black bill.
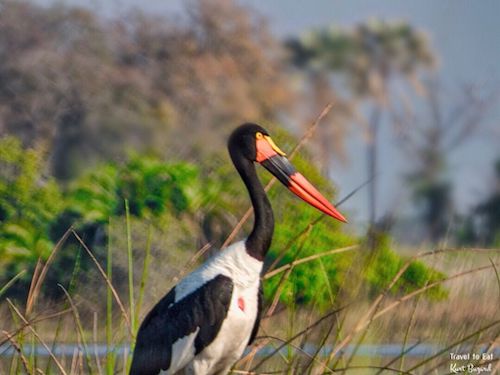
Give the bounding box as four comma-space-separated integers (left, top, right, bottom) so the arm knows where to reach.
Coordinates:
256, 136, 347, 223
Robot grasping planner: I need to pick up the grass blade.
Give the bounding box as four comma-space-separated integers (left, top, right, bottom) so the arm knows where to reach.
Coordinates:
58, 284, 94, 374
406, 319, 500, 372
125, 200, 136, 338
264, 245, 358, 280
26, 227, 72, 315
136, 224, 152, 323
71, 230, 131, 333
0, 271, 26, 299
2, 330, 33, 375
6, 299, 67, 375
106, 220, 115, 375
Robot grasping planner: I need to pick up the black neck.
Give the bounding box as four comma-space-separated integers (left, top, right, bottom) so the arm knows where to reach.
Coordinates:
230, 151, 274, 261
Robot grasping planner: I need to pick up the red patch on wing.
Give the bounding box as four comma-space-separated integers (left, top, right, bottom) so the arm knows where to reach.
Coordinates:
238, 297, 245, 312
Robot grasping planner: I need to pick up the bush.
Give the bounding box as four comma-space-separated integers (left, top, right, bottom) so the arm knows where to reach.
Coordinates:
0, 134, 447, 306
0, 145, 213, 300
364, 232, 447, 301
0, 137, 63, 289
259, 130, 447, 309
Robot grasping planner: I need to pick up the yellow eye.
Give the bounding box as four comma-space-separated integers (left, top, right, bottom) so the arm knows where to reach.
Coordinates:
256, 132, 264, 140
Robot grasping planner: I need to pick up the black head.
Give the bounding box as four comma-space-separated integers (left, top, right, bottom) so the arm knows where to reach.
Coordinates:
228, 123, 270, 162
227, 123, 348, 223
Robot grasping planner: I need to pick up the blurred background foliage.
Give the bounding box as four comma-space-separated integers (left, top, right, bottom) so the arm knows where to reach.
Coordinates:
0, 129, 447, 309
0, 0, 497, 310
0, 0, 293, 180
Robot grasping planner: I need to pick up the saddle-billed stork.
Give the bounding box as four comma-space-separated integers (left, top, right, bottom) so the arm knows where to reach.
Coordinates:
130, 123, 347, 375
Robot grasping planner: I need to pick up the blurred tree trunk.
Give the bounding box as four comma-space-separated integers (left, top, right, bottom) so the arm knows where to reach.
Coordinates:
51, 96, 86, 181
393, 80, 497, 243
367, 106, 381, 229
476, 159, 500, 246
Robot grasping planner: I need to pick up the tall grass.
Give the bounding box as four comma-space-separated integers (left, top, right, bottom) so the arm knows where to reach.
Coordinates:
106, 219, 115, 375
0, 106, 498, 374
0, 209, 498, 374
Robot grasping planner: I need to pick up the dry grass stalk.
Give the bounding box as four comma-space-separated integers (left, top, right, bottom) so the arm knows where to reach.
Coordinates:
375, 262, 499, 320
376, 341, 422, 375
92, 312, 103, 375
6, 299, 67, 375
266, 266, 294, 319
71, 230, 131, 334
330, 365, 414, 374
26, 227, 73, 315
264, 245, 358, 280
327, 247, 499, 364
69, 346, 79, 375
59, 284, 94, 374
406, 319, 500, 372
0, 307, 73, 348
69, 347, 77, 375
0, 309, 71, 352
249, 306, 348, 372
2, 329, 33, 375
26, 261, 43, 312
327, 260, 500, 370
264, 334, 336, 373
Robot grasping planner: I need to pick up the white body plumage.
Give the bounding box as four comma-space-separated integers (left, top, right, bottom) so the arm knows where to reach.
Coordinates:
160, 241, 263, 375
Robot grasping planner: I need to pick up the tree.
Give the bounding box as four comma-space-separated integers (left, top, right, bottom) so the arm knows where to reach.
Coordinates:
287, 20, 435, 232
475, 159, 500, 246
392, 80, 497, 243
0, 137, 63, 296
0, 0, 295, 179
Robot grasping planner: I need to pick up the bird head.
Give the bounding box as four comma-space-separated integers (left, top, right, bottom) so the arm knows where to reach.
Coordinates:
229, 123, 347, 223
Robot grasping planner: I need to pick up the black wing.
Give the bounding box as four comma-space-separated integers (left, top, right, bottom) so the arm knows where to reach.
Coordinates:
130, 274, 234, 375
248, 281, 263, 345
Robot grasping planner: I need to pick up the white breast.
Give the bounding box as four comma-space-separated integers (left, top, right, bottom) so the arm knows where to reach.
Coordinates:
174, 240, 263, 302
191, 283, 259, 374
177, 241, 263, 374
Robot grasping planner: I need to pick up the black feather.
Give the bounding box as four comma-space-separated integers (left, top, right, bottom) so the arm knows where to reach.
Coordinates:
130, 274, 234, 375
248, 281, 263, 345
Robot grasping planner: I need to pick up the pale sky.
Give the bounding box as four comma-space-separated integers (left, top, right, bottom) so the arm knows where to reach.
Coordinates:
30, 0, 500, 228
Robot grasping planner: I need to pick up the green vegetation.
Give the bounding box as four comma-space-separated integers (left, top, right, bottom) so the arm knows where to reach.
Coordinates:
0, 1, 497, 373
0, 142, 213, 299
364, 233, 447, 301
0, 133, 447, 308
0, 137, 63, 287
